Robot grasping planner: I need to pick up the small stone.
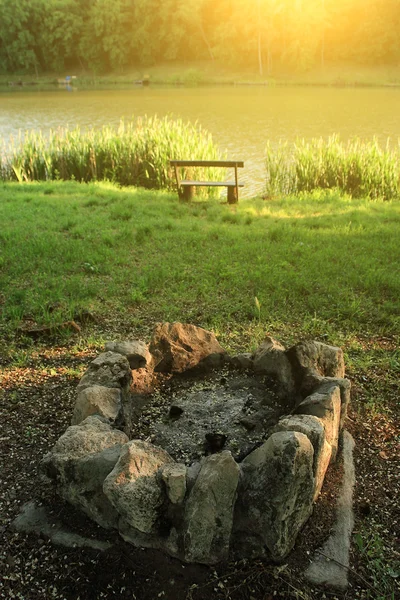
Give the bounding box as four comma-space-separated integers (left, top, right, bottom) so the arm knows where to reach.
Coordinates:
230, 353, 253, 370
161, 463, 187, 504
71, 385, 122, 425
252, 337, 295, 400
296, 385, 341, 461
105, 340, 152, 370
169, 406, 184, 420
205, 433, 227, 453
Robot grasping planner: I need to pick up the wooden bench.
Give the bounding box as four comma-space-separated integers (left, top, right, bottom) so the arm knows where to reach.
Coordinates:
170, 160, 244, 204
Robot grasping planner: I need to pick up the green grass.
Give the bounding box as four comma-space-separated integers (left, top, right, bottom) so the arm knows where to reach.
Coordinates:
0, 181, 399, 346
354, 528, 399, 599
265, 136, 400, 200
0, 116, 222, 191
0, 180, 398, 599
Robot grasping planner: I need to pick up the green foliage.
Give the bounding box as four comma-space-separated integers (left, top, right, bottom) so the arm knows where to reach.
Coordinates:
1, 0, 400, 75
354, 529, 400, 599
0, 117, 221, 192
265, 136, 400, 200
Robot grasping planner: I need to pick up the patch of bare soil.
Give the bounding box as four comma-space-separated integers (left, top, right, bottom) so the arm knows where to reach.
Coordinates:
1, 338, 399, 600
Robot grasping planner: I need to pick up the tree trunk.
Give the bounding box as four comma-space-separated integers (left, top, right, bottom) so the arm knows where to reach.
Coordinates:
257, 0, 263, 75
199, 21, 214, 61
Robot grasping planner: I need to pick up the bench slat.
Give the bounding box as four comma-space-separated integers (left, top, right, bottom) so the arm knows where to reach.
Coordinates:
170, 160, 244, 168
181, 180, 244, 187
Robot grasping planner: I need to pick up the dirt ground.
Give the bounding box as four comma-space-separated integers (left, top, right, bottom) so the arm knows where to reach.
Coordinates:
1, 335, 399, 600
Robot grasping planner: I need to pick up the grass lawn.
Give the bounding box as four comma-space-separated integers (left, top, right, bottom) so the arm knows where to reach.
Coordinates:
0, 181, 399, 599
1, 180, 399, 341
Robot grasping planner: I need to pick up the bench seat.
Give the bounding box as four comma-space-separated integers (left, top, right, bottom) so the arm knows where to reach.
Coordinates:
180, 180, 244, 187
170, 159, 244, 203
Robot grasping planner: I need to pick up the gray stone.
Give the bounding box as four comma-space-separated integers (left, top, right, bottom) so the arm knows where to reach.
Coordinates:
13, 501, 112, 551
252, 337, 295, 399
103, 440, 174, 534
305, 431, 355, 590
184, 451, 240, 564
71, 385, 122, 426
300, 375, 351, 432
149, 322, 226, 373
105, 340, 152, 370
286, 341, 345, 390
161, 463, 187, 504
78, 352, 132, 391
77, 352, 132, 433
296, 385, 341, 461
118, 517, 180, 558
41, 416, 128, 528
235, 431, 314, 560
230, 353, 253, 370
273, 415, 332, 500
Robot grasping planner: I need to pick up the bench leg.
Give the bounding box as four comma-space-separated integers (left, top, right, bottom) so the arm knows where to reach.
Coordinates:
180, 185, 194, 202
227, 186, 238, 204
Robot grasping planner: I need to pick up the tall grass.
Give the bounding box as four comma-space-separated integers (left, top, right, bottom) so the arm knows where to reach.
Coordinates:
0, 117, 222, 193
265, 136, 400, 200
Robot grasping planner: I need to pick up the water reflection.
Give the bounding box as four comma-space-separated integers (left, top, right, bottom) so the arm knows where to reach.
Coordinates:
1, 86, 399, 196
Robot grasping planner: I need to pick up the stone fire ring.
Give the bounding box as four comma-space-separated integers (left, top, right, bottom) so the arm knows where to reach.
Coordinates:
42, 323, 351, 565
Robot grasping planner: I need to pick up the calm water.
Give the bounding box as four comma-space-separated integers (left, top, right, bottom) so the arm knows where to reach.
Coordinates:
1, 85, 400, 195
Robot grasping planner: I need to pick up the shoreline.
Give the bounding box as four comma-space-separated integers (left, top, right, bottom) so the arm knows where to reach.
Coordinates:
2, 62, 400, 90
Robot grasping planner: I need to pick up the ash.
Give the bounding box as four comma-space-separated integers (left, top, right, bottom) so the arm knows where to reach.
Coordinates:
131, 369, 289, 465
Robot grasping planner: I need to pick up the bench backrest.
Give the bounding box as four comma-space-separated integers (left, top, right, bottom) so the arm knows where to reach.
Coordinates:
170, 160, 244, 168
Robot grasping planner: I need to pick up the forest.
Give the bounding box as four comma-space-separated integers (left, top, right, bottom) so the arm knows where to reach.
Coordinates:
1, 0, 400, 75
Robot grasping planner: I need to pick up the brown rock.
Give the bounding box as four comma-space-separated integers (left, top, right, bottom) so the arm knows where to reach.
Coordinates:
148, 322, 226, 373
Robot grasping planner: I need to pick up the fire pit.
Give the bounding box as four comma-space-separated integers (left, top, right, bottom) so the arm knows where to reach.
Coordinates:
42, 323, 351, 564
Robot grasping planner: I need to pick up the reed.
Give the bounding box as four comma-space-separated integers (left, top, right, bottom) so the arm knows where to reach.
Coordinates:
0, 117, 222, 193
265, 136, 400, 200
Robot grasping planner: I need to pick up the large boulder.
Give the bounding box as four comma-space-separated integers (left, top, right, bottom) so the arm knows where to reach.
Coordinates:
42, 416, 128, 528
149, 322, 226, 373
71, 385, 122, 426
105, 340, 152, 370
103, 440, 174, 534
235, 431, 314, 560
184, 451, 240, 564
77, 352, 132, 433
273, 415, 332, 500
252, 336, 295, 400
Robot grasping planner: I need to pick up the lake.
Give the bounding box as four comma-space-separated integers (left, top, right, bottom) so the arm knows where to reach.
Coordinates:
1, 85, 400, 195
